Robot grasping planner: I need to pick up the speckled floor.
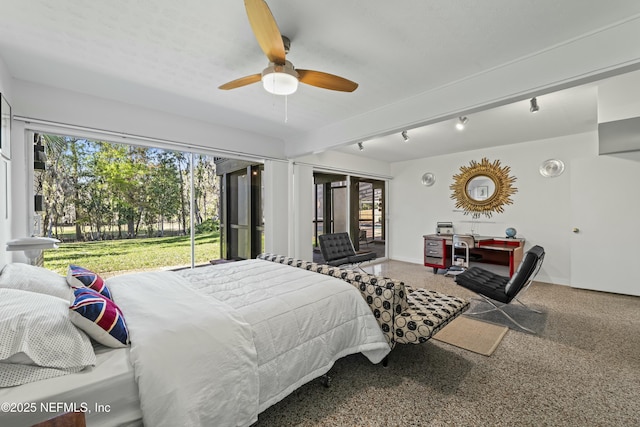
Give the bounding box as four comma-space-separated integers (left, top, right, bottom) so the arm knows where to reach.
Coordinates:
254, 260, 640, 427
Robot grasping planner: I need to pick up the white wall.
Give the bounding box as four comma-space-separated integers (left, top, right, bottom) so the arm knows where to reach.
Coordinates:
389, 132, 599, 286
0, 57, 13, 267
263, 160, 290, 255
13, 80, 285, 159
292, 164, 313, 261
8, 121, 28, 263
597, 70, 640, 123
294, 150, 391, 179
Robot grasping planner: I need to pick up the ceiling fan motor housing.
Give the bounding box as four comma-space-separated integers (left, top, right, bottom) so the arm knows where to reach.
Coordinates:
262, 60, 297, 77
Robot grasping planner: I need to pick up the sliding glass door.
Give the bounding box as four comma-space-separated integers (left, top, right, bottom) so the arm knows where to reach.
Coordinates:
313, 172, 386, 262
218, 161, 264, 260
357, 180, 385, 244
312, 173, 347, 248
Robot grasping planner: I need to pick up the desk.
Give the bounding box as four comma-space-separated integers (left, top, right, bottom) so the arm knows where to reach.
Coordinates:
423, 234, 525, 277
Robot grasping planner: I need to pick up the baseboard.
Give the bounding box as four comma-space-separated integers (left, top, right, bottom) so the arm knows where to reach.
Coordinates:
387, 256, 424, 265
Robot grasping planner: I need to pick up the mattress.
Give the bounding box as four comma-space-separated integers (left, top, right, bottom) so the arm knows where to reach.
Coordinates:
0, 344, 141, 427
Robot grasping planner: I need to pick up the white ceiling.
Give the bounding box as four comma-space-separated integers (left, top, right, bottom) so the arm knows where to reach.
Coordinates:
1, 0, 640, 162
336, 83, 600, 162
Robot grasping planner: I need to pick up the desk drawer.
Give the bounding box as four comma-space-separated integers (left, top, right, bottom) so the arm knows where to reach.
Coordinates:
424, 236, 447, 268
425, 247, 443, 257
425, 256, 445, 267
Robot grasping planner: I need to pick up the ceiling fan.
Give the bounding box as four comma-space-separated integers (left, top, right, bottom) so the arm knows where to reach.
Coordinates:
219, 0, 358, 95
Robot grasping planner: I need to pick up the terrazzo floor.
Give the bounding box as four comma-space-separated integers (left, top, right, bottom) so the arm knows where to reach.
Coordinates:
253, 260, 640, 427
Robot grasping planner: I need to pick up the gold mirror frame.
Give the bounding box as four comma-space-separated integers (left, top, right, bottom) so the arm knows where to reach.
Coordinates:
450, 157, 517, 218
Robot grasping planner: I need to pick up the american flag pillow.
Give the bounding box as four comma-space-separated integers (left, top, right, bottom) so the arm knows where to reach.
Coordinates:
67, 264, 112, 300
69, 287, 129, 348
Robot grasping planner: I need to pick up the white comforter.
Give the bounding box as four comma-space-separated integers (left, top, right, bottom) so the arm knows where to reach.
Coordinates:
107, 271, 259, 427
108, 259, 390, 427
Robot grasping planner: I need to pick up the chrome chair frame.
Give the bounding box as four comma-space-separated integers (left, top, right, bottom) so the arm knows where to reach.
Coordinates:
452, 234, 474, 268
455, 245, 545, 334
445, 234, 474, 277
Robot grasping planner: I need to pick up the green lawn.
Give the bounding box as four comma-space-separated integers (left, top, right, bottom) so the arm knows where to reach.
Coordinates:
44, 233, 221, 276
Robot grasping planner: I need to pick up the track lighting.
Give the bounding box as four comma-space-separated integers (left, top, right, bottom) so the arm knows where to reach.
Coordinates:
401, 130, 410, 142
456, 116, 468, 130
357, 142, 364, 151
530, 97, 539, 113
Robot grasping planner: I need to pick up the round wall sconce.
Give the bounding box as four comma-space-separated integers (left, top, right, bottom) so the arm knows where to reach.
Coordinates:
421, 172, 435, 186
539, 159, 565, 178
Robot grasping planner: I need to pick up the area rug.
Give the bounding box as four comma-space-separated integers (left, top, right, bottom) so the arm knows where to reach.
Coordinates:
433, 316, 509, 356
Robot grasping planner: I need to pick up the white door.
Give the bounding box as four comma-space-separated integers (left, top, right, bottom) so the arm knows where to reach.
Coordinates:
570, 155, 640, 296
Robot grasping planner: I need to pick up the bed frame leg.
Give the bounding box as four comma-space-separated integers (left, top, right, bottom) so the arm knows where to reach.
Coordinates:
320, 374, 331, 388
382, 356, 389, 368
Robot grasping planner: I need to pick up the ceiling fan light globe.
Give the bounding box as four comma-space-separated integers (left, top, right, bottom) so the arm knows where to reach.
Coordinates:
262, 62, 299, 95
262, 72, 298, 95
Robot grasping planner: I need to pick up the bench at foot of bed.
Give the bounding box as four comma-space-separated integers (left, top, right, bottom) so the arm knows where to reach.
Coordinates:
394, 287, 469, 345
257, 254, 469, 351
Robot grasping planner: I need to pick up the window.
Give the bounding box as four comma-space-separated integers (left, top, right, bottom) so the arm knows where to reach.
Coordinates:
33, 133, 222, 276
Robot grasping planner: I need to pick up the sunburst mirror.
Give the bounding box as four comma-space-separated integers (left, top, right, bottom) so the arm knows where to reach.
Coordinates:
450, 157, 518, 218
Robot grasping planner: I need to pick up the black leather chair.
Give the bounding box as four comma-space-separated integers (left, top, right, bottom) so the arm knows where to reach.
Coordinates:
318, 232, 376, 271
454, 245, 545, 333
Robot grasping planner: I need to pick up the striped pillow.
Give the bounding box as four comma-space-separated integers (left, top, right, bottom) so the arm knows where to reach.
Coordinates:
69, 287, 129, 348
67, 265, 112, 300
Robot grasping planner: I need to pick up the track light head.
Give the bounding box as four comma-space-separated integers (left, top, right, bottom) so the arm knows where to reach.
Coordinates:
401, 130, 410, 142
456, 116, 468, 130
357, 142, 364, 151
530, 97, 539, 113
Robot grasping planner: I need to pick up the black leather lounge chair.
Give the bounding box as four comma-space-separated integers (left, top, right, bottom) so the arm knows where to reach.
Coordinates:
318, 232, 376, 271
454, 245, 545, 333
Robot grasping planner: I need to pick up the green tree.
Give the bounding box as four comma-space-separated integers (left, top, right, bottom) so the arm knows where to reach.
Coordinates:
147, 150, 181, 236
39, 134, 74, 239
193, 155, 219, 225
93, 143, 149, 237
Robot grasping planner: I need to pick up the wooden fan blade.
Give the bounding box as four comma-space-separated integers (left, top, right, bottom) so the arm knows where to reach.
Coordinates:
297, 70, 358, 92
218, 73, 262, 90
245, 0, 286, 64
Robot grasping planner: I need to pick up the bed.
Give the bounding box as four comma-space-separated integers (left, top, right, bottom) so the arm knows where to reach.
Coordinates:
0, 258, 390, 427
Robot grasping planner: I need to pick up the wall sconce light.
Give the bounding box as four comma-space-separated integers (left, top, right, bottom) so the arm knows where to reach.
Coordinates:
6, 236, 61, 265
421, 172, 435, 187
456, 116, 469, 130
357, 142, 364, 151
539, 159, 564, 177
530, 97, 539, 113
401, 130, 410, 142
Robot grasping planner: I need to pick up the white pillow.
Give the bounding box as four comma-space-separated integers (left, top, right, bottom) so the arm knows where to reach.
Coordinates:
0, 288, 96, 387
0, 263, 73, 302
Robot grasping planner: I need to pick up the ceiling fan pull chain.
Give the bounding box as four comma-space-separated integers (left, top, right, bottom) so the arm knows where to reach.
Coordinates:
285, 95, 288, 123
